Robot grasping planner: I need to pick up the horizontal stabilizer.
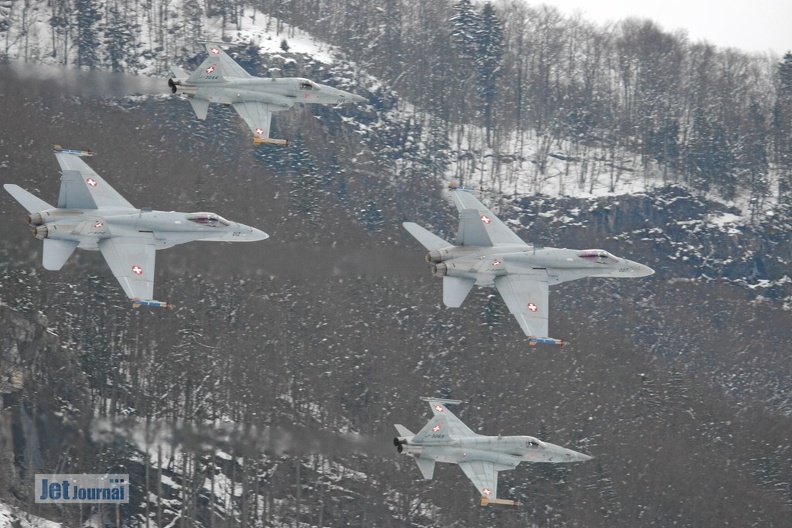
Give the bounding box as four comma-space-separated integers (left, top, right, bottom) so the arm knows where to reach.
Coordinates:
403, 222, 451, 252
4, 185, 53, 214
415, 458, 435, 480
42, 239, 78, 270
394, 424, 414, 437
188, 98, 210, 120
443, 276, 475, 308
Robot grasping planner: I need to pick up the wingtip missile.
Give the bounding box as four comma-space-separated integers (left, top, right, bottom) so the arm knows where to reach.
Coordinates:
528, 337, 566, 346
132, 298, 171, 309
448, 181, 483, 193
53, 145, 95, 157
480, 496, 519, 507
253, 136, 289, 147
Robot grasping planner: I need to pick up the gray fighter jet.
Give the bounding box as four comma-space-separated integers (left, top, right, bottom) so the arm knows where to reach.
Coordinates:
404, 189, 654, 344
394, 397, 591, 506
168, 43, 366, 146
3, 147, 268, 308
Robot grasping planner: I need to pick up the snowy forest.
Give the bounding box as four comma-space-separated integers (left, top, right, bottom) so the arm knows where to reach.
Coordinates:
2, 0, 792, 216
1, 0, 792, 527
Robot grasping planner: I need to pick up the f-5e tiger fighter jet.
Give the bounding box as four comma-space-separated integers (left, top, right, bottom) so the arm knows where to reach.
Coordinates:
4, 147, 268, 308
168, 43, 366, 146
403, 189, 654, 344
394, 398, 592, 506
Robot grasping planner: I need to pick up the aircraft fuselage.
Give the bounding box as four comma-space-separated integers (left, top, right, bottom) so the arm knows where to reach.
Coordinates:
399, 434, 591, 464
27, 207, 267, 250
429, 245, 654, 287
181, 77, 362, 107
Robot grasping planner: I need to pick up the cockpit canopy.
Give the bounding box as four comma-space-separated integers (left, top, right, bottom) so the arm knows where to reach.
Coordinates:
299, 80, 316, 91
577, 249, 618, 264
187, 212, 230, 227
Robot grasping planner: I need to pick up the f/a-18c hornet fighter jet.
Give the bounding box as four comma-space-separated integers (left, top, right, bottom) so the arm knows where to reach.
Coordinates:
394, 398, 591, 506
403, 189, 654, 345
168, 43, 366, 146
4, 147, 268, 309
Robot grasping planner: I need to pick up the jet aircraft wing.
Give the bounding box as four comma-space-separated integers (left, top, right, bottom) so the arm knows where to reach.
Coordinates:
55, 153, 134, 210
494, 275, 550, 337
233, 102, 276, 139
98, 238, 156, 300
458, 460, 515, 500
450, 190, 526, 247
203, 43, 252, 79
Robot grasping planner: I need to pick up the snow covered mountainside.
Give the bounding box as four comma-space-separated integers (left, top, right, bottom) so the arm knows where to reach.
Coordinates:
1, 1, 792, 526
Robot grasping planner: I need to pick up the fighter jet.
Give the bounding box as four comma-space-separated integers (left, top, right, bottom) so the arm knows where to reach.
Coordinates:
394, 397, 591, 506
168, 43, 366, 146
3, 147, 268, 308
403, 189, 654, 344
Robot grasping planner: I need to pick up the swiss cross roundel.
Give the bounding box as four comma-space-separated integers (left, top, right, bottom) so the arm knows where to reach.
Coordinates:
482, 488, 492, 496
431, 424, 441, 432
206, 65, 216, 74
210, 47, 220, 55
86, 178, 98, 187
527, 302, 538, 312
434, 404, 444, 412
132, 265, 143, 276
480, 214, 492, 224
255, 128, 265, 136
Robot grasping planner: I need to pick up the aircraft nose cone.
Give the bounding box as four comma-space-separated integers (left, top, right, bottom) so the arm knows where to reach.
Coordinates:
636, 263, 655, 277
349, 93, 366, 103
248, 227, 269, 241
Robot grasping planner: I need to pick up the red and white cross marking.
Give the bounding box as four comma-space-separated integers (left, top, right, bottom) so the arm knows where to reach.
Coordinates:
255, 127, 265, 136
86, 178, 98, 187
210, 47, 220, 55
527, 302, 538, 312
491, 259, 501, 267
482, 488, 492, 496
480, 214, 492, 224
93, 221, 104, 228
132, 265, 144, 276
206, 65, 216, 74
434, 404, 444, 413
431, 424, 442, 432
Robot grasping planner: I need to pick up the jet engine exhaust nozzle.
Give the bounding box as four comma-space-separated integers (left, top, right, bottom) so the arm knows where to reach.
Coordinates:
393, 437, 407, 453
168, 79, 196, 96
32, 225, 49, 239
28, 213, 43, 226
431, 263, 448, 277
425, 250, 442, 264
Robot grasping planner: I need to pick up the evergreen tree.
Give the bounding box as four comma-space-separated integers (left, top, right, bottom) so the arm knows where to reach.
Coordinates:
104, 7, 139, 73
361, 200, 384, 232
450, 0, 480, 61
685, 109, 735, 198
475, 3, 504, 146
75, 0, 101, 69
779, 52, 792, 97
